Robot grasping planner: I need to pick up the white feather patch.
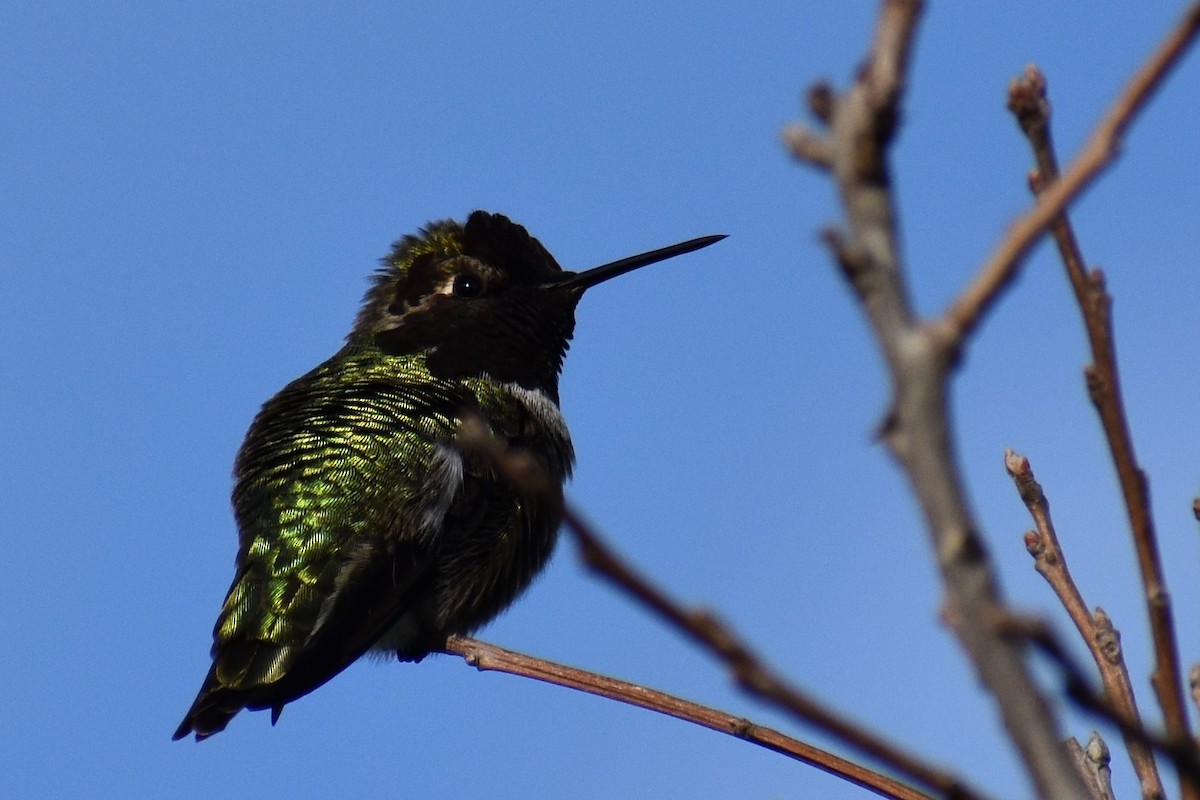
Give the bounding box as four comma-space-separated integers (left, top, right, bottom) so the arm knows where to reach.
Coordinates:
420, 443, 465, 533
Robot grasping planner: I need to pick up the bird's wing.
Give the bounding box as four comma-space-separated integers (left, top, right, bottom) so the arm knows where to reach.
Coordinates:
174, 369, 483, 739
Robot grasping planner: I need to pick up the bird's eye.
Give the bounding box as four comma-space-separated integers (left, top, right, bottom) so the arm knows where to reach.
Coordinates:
452, 273, 484, 298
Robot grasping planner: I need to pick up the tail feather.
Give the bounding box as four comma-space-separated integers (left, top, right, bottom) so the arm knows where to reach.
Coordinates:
172, 665, 250, 741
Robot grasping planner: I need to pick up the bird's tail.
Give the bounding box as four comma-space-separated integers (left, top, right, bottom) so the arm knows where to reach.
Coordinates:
172, 665, 251, 741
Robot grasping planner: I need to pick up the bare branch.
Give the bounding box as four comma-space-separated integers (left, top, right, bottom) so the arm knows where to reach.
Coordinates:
456, 409, 977, 799
1004, 58, 1199, 799
561, 506, 992, 800
1005, 616, 1200, 784
941, 3, 1200, 345
1191, 664, 1200, 743
787, 1, 1090, 795
782, 124, 833, 169
1006, 450, 1165, 799
1066, 734, 1117, 800
441, 636, 931, 800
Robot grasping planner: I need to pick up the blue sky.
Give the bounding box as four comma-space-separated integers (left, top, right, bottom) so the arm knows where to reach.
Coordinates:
4, 3, 1200, 798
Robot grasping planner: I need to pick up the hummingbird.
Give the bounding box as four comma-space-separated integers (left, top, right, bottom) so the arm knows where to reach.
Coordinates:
173, 210, 724, 740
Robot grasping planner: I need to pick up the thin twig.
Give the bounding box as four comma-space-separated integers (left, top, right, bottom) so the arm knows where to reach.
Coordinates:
1003, 616, 1200, 784
561, 505, 992, 800
456, 413, 973, 799
1005, 449, 1164, 799
791, 1, 1090, 795
1005, 59, 1199, 800
1190, 665, 1200, 743
783, 124, 834, 169
441, 636, 931, 800
1066, 734, 1116, 800
941, 2, 1200, 346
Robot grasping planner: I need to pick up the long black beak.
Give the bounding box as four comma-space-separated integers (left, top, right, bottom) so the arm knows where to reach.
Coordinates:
546, 234, 726, 293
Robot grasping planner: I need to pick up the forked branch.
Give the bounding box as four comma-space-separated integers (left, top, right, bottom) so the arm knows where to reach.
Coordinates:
1004, 65, 1196, 800
562, 506, 990, 800
1006, 449, 1164, 799
786, 1, 1200, 797
456, 415, 974, 799
791, 0, 1085, 795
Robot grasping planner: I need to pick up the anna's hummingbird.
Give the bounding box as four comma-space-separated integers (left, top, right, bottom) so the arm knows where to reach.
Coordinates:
173, 210, 723, 740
